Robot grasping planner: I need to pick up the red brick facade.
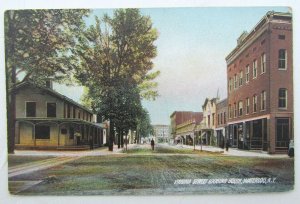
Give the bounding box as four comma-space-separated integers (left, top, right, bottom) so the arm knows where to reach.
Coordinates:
226, 11, 293, 153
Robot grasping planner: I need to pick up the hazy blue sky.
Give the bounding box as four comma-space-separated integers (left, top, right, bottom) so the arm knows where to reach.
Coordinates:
54, 7, 289, 125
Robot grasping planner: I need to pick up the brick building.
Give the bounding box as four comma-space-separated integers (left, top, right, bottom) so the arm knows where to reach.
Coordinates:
170, 111, 203, 145
226, 11, 293, 153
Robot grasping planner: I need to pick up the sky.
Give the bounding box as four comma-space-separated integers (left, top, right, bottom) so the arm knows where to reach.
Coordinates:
54, 7, 289, 125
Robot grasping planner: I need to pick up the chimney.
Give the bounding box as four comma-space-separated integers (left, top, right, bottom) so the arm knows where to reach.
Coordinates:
45, 79, 53, 89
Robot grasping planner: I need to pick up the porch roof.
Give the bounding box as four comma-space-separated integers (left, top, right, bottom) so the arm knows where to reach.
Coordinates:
16, 117, 106, 128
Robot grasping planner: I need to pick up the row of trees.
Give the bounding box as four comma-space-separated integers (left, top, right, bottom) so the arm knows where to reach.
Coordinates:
5, 9, 159, 153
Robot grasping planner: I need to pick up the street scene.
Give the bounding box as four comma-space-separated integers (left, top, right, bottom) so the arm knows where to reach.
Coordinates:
4, 6, 294, 197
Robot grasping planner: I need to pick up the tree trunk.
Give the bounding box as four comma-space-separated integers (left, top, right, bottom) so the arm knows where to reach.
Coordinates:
6, 11, 17, 154
108, 123, 114, 151
121, 130, 124, 148
117, 129, 121, 148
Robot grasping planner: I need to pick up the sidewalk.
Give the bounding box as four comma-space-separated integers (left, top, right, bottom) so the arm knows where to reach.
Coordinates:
174, 144, 289, 158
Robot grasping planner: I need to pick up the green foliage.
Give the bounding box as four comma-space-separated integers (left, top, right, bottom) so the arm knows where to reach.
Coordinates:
5, 9, 90, 87
75, 8, 160, 134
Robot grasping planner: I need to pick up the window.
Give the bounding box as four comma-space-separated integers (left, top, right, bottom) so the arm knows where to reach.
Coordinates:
245, 65, 249, 83
228, 105, 232, 119
238, 101, 243, 116
61, 128, 67, 134
246, 98, 250, 115
276, 118, 290, 148
47, 103, 56, 117
208, 115, 210, 126
78, 110, 81, 119
69, 127, 75, 139
261, 53, 266, 74
239, 71, 243, 87
67, 104, 71, 118
221, 113, 223, 124
261, 91, 266, 111
278, 49, 287, 70
73, 107, 76, 118
26, 102, 36, 117
253, 95, 257, 113
278, 88, 287, 108
278, 35, 285, 40
224, 112, 226, 124
218, 114, 220, 125
229, 78, 232, 92
253, 60, 257, 78
234, 74, 237, 89
234, 103, 237, 118
35, 125, 50, 139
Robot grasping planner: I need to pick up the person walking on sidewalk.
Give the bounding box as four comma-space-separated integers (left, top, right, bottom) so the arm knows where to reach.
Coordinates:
226, 139, 230, 151
151, 138, 155, 151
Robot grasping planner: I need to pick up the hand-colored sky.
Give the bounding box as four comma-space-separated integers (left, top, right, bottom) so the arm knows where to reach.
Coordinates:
54, 7, 289, 125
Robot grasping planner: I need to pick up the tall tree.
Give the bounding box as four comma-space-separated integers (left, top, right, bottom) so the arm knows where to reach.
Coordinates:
5, 9, 90, 153
75, 9, 159, 151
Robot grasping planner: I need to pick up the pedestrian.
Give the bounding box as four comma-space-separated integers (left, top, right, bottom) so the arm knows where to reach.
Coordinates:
151, 138, 155, 150
226, 139, 229, 151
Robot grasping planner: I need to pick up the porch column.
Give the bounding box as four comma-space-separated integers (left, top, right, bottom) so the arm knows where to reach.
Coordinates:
33, 124, 36, 146
57, 123, 61, 146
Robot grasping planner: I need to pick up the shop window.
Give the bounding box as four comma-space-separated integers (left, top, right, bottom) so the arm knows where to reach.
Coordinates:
276, 118, 290, 148
70, 127, 75, 139
35, 125, 50, 139
26, 102, 36, 117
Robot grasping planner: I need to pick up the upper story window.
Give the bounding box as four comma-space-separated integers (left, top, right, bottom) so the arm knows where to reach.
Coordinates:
47, 102, 56, 117
245, 65, 249, 83
224, 112, 226, 124
253, 59, 257, 79
278, 88, 287, 109
261, 53, 266, 74
220, 112, 223, 124
67, 104, 71, 118
228, 105, 232, 119
238, 101, 243, 116
208, 115, 210, 126
278, 49, 287, 70
26, 102, 36, 117
78, 110, 81, 119
261, 91, 266, 111
253, 95, 258, 113
246, 98, 250, 115
239, 71, 243, 87
234, 103, 237, 118
234, 74, 238, 89
229, 78, 232, 92
278, 35, 285, 40
212, 113, 215, 126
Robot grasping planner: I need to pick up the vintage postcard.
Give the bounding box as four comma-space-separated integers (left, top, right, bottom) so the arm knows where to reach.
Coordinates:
1, 0, 298, 203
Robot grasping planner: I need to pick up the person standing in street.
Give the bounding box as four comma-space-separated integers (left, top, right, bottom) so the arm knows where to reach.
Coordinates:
151, 138, 155, 151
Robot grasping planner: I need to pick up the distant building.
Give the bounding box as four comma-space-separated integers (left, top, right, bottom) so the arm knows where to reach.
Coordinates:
226, 11, 293, 153
199, 98, 219, 145
215, 98, 228, 148
170, 111, 203, 145
13, 81, 107, 150
152, 125, 170, 143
